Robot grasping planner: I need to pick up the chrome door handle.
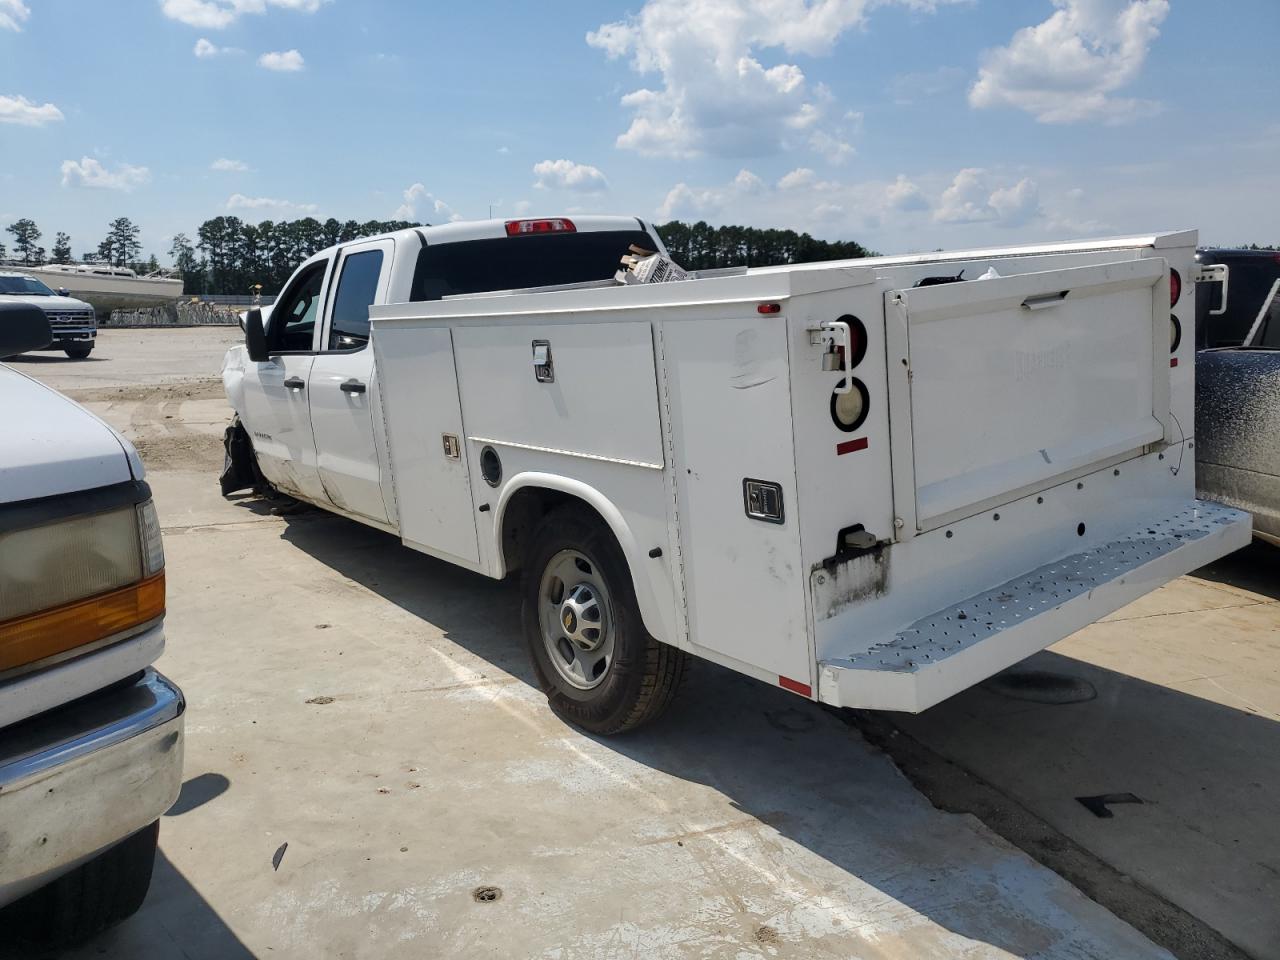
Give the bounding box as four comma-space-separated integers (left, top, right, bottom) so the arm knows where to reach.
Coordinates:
283, 377, 305, 390
339, 380, 367, 394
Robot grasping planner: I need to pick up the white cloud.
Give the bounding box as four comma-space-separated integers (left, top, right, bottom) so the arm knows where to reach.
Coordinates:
61, 157, 152, 192
970, 0, 1169, 124
193, 37, 242, 57
258, 49, 305, 72
0, 0, 30, 31
934, 168, 1041, 226
988, 178, 1041, 227
0, 94, 63, 126
512, 200, 532, 215
226, 193, 317, 214
884, 174, 929, 212
161, 0, 324, 30
809, 130, 855, 164
733, 169, 766, 195
497, 146, 510, 155
211, 157, 249, 171
532, 159, 608, 193
587, 0, 947, 158
657, 167, 768, 220
778, 168, 817, 191
394, 183, 457, 222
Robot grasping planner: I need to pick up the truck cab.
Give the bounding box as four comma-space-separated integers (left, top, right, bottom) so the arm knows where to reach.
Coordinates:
222, 216, 665, 526
0, 303, 183, 946
0, 271, 98, 359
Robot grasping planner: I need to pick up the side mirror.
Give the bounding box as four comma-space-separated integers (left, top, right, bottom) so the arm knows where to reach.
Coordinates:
57, 287, 70, 297
244, 307, 269, 363
0, 302, 54, 357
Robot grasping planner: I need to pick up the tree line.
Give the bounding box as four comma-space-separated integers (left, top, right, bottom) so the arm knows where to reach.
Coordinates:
173, 216, 418, 296
655, 220, 874, 270
6, 213, 877, 296
3, 217, 157, 273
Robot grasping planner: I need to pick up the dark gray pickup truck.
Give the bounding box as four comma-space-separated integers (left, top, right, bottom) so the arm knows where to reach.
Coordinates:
1196, 274, 1280, 546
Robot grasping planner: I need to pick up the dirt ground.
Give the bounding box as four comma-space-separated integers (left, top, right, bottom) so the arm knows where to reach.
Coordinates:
9, 328, 1277, 959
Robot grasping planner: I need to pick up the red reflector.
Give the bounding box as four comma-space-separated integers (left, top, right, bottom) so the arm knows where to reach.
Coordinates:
836, 437, 869, 456
758, 303, 782, 314
778, 675, 812, 697
1170, 357, 1179, 367
505, 218, 576, 237
1169, 268, 1182, 307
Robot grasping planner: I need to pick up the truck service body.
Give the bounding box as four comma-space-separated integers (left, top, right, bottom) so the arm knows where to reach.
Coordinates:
223, 218, 1250, 730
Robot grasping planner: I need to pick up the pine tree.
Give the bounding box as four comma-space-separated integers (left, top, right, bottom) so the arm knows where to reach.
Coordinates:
52, 232, 73, 263
5, 219, 42, 265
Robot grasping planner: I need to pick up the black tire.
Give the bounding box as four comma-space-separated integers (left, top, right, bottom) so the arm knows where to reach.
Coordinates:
64, 344, 93, 359
521, 505, 688, 735
2, 821, 159, 948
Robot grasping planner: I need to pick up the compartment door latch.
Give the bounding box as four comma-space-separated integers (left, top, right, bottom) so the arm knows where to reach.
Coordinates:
532, 339, 554, 383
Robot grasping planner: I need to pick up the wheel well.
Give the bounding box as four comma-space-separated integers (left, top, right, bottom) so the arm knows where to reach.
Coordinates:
501, 487, 609, 575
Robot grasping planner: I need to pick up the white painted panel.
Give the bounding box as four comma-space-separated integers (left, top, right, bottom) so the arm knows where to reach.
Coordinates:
895, 259, 1166, 527
373, 326, 479, 565
663, 315, 811, 687
452, 321, 664, 468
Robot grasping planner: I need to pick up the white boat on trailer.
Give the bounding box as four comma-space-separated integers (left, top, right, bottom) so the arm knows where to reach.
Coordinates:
23, 263, 183, 315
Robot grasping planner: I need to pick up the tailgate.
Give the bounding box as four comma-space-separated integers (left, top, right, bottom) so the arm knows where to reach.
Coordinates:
886, 258, 1171, 532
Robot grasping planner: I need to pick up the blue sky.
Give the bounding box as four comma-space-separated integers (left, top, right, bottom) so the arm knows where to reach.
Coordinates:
2, 0, 1278, 264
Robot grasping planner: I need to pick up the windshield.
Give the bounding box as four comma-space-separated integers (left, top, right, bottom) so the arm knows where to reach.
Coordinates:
0, 275, 56, 296
409, 229, 657, 301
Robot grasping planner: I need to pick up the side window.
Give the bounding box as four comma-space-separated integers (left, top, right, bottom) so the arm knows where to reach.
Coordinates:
328, 250, 384, 350
268, 261, 328, 353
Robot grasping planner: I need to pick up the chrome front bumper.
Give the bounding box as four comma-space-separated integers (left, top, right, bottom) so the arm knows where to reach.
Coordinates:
0, 669, 184, 907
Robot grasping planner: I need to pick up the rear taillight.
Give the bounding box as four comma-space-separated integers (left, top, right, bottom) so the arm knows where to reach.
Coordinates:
505, 218, 576, 237
1169, 268, 1181, 307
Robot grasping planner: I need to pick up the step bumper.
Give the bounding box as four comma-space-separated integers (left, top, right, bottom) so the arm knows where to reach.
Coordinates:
818, 500, 1252, 713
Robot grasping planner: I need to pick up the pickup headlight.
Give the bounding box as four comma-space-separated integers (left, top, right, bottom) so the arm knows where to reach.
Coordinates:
0, 500, 165, 676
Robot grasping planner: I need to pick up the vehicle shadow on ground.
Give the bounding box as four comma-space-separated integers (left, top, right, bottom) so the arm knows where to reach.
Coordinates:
263, 504, 1185, 957
4, 852, 254, 960
1191, 539, 1280, 601
890, 647, 1280, 959
5, 355, 104, 365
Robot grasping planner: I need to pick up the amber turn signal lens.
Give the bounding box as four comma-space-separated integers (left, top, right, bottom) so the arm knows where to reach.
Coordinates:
0, 572, 165, 674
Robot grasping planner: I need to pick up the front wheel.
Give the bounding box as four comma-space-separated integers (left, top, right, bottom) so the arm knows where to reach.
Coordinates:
64, 344, 93, 359
521, 505, 688, 735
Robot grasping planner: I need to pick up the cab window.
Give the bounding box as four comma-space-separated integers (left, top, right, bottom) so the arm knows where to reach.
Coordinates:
268, 261, 328, 353
327, 250, 384, 350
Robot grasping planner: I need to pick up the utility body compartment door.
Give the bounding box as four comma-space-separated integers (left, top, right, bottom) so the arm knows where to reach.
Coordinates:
373, 325, 480, 565
886, 258, 1170, 533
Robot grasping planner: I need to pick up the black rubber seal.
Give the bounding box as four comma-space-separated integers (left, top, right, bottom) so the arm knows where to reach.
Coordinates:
829, 378, 871, 433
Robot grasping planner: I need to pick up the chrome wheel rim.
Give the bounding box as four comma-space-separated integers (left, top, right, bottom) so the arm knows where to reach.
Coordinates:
538, 549, 614, 691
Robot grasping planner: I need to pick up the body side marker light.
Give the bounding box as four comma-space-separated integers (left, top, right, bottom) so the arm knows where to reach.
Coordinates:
778, 675, 812, 697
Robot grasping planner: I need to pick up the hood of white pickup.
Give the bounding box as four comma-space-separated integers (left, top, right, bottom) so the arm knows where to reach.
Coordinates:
0, 364, 135, 504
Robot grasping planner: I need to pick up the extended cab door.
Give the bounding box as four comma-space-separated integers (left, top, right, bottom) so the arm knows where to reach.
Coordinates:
238, 257, 332, 503
307, 238, 394, 524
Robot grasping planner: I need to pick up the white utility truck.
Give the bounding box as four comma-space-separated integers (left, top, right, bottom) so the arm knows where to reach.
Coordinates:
222, 218, 1250, 733
0, 303, 182, 945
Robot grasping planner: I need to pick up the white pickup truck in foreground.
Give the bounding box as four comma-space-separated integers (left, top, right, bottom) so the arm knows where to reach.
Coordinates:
0, 303, 182, 946
222, 218, 1250, 733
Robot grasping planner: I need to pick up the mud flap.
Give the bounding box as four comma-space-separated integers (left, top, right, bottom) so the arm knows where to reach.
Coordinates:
219, 417, 263, 496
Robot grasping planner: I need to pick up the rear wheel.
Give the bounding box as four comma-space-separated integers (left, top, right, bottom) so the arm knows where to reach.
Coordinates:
64, 344, 93, 359
2, 821, 159, 948
521, 505, 687, 734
